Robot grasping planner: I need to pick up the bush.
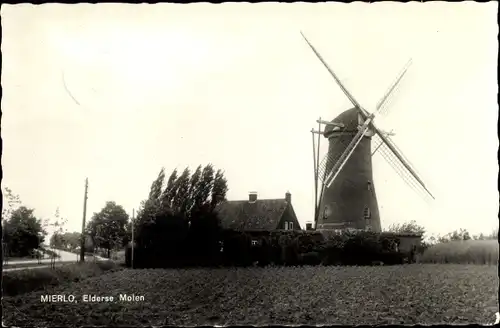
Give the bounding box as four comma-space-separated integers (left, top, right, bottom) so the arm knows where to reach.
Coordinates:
126, 229, 416, 268
220, 230, 252, 267
298, 251, 322, 266
2, 261, 120, 297
309, 230, 413, 266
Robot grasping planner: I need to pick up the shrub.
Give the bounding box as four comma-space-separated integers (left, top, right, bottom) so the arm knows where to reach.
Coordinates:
126, 229, 415, 268
298, 251, 322, 266
221, 230, 252, 267
315, 230, 410, 266
2, 261, 120, 297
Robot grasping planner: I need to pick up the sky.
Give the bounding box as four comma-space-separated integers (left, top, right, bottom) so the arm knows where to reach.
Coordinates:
2, 2, 498, 238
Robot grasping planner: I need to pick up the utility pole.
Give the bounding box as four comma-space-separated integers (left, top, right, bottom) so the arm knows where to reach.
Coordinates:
131, 208, 135, 269
80, 178, 88, 263
315, 117, 321, 228
311, 128, 318, 225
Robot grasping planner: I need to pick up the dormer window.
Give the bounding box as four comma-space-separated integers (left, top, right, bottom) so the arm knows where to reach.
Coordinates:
289, 222, 293, 230
284, 222, 289, 230
367, 181, 372, 192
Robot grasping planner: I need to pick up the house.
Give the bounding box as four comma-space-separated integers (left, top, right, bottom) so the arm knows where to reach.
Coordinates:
379, 232, 422, 253
215, 191, 302, 237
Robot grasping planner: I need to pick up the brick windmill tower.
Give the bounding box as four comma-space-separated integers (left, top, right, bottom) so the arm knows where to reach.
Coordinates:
302, 32, 435, 232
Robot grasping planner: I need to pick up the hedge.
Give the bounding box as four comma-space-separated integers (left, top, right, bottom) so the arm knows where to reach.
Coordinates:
125, 230, 419, 269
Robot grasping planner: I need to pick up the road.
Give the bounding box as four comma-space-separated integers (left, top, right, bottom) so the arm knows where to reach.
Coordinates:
4, 247, 110, 272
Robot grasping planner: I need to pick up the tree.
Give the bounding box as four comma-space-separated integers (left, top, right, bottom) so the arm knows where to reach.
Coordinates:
211, 169, 228, 209
432, 228, 474, 243
448, 228, 471, 241
66, 232, 82, 250
472, 233, 486, 240
149, 167, 165, 205
185, 165, 202, 217
3, 206, 46, 257
133, 164, 229, 266
187, 203, 222, 264
134, 169, 169, 249
386, 220, 426, 237
135, 168, 177, 249
2, 187, 23, 259
194, 164, 215, 211
50, 233, 64, 249
2, 187, 22, 220
48, 207, 68, 255
87, 201, 129, 258
473, 228, 498, 240
488, 228, 499, 240
51, 231, 81, 250
171, 168, 191, 217
154, 164, 228, 221
160, 169, 179, 213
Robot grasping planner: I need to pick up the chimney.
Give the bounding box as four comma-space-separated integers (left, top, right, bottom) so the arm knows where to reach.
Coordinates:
285, 191, 291, 203
249, 192, 257, 203
306, 222, 313, 231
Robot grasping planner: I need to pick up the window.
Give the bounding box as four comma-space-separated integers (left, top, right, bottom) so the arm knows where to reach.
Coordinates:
323, 205, 331, 219
367, 181, 372, 192
251, 240, 258, 246
363, 207, 371, 219
364, 206, 372, 230
284, 222, 289, 230
289, 222, 293, 230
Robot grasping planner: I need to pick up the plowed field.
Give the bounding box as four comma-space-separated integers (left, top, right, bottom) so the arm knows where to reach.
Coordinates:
3, 264, 497, 326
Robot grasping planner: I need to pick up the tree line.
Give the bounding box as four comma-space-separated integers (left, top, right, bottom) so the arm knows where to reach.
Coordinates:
2, 188, 63, 258
79, 164, 228, 261
129, 164, 228, 266
2, 171, 495, 263
386, 220, 497, 245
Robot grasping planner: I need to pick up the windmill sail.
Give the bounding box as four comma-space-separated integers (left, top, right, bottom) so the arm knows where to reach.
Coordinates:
300, 32, 365, 113
320, 60, 412, 188
374, 130, 435, 199
301, 32, 434, 200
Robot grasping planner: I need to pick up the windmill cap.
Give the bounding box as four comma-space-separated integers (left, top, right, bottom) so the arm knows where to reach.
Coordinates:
323, 108, 363, 137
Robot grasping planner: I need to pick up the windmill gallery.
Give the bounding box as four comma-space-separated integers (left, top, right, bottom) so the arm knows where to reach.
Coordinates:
301, 32, 435, 233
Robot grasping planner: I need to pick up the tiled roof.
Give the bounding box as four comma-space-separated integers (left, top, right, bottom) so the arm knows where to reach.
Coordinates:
215, 199, 288, 231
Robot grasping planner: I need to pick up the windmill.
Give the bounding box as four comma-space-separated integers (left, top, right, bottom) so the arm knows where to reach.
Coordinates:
303, 32, 435, 232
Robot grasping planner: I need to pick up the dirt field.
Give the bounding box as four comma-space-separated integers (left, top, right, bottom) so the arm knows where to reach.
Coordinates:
3, 264, 497, 326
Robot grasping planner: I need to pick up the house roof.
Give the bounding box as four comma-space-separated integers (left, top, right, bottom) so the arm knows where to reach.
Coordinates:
215, 199, 289, 231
